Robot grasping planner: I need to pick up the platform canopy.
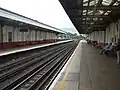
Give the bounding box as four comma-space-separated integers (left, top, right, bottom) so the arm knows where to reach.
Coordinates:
0, 7, 65, 34
59, 0, 120, 34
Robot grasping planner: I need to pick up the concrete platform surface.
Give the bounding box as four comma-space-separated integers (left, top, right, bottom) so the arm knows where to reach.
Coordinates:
49, 40, 120, 90
0, 40, 72, 56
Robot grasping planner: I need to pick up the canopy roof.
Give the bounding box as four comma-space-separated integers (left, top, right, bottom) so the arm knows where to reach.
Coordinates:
59, 0, 120, 33
0, 7, 65, 34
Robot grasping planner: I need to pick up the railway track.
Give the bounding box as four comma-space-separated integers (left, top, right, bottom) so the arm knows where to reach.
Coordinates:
0, 42, 72, 82
0, 41, 78, 90
0, 42, 70, 74
0, 42, 68, 69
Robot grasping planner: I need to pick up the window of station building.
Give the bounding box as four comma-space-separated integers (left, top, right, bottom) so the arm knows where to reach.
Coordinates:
8, 32, 12, 42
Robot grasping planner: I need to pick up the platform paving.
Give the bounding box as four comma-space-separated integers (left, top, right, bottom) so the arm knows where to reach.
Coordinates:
51, 40, 120, 90
0, 40, 72, 56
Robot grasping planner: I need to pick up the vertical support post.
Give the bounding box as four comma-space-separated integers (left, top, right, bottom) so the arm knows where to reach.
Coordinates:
35, 30, 37, 41
1, 25, 3, 48
13, 27, 15, 42
45, 32, 47, 40
116, 22, 118, 41
29, 29, 31, 41
104, 30, 106, 44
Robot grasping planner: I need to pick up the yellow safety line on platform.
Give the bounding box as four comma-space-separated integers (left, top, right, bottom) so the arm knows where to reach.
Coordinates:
57, 53, 75, 90
57, 41, 81, 90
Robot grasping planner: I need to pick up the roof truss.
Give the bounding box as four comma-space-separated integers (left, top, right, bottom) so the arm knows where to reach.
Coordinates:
79, 0, 120, 32
59, 0, 120, 33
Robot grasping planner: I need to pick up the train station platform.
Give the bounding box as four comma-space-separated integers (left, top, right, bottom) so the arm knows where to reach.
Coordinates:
49, 40, 120, 90
0, 40, 72, 56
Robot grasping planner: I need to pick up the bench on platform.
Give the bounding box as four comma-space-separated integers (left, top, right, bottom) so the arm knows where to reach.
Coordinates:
91, 41, 98, 46
105, 46, 117, 57
95, 42, 104, 49
87, 40, 92, 44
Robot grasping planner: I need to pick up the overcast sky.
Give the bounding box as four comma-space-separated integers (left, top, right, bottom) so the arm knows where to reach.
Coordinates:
0, 0, 79, 34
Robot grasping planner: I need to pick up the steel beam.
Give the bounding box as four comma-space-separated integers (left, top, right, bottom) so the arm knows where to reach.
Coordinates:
82, 15, 109, 18
83, 0, 94, 4
81, 22, 106, 25
71, 15, 109, 18
72, 17, 109, 21
83, 6, 120, 10
70, 6, 120, 10
80, 24, 106, 27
